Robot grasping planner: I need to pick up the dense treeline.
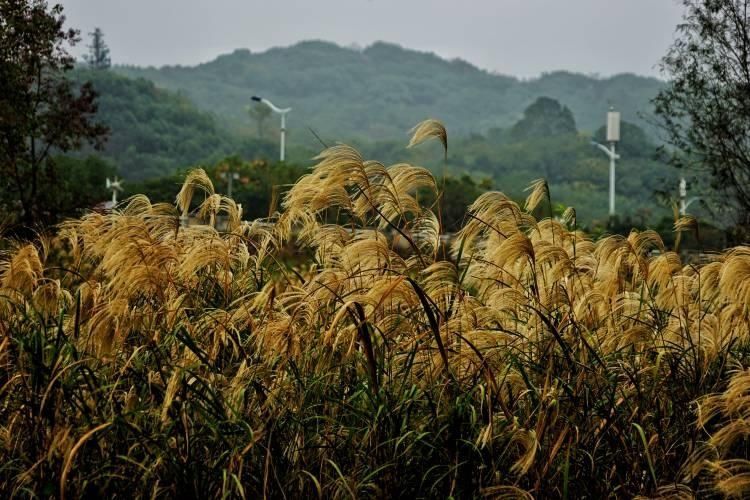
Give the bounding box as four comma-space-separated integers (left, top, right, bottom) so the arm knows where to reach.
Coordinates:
2, 61, 687, 231
126, 157, 491, 233
45, 43, 681, 228
130, 151, 725, 250
0, 35, 701, 231
355, 101, 676, 225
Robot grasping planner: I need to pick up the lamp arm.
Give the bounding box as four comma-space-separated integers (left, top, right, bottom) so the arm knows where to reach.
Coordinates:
263, 99, 291, 113
591, 141, 616, 159
684, 197, 701, 209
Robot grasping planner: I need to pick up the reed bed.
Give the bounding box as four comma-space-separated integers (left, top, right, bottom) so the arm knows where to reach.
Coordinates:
1, 121, 749, 498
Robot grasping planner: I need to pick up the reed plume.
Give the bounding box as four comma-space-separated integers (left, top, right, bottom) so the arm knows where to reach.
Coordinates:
0, 120, 748, 498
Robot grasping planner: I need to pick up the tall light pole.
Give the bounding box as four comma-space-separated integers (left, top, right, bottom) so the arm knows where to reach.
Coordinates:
592, 107, 621, 218
251, 96, 291, 162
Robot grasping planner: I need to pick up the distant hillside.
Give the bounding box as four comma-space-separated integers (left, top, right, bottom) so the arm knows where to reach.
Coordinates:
72, 67, 676, 224
72, 69, 281, 180
114, 40, 665, 144
69, 50, 680, 226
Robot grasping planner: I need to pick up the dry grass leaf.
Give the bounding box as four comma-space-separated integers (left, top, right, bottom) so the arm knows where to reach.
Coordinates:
407, 118, 448, 158
524, 178, 550, 213
674, 215, 698, 232
176, 168, 215, 217
561, 206, 576, 227
4, 138, 750, 499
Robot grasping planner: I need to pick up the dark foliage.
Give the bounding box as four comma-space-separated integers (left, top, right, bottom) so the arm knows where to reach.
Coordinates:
0, 0, 109, 226
70, 69, 295, 181
654, 0, 750, 229
509, 96, 577, 142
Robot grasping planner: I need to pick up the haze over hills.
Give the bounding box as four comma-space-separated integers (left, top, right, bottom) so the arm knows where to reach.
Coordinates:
114, 40, 665, 144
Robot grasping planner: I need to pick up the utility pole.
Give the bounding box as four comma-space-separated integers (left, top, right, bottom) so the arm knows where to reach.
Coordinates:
680, 177, 687, 216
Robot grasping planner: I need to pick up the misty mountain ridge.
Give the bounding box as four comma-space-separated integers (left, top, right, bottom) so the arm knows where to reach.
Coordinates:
114, 40, 664, 144
69, 41, 676, 224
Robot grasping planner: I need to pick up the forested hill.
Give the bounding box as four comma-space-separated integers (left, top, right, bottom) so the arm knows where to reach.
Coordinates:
69, 67, 675, 224
114, 40, 665, 143
70, 48, 677, 225
71, 69, 281, 180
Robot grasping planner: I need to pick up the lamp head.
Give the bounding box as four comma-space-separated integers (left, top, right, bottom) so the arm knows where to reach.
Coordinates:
106, 177, 123, 191
606, 109, 621, 143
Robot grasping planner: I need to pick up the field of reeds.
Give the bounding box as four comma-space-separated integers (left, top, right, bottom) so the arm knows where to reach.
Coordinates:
1, 121, 750, 498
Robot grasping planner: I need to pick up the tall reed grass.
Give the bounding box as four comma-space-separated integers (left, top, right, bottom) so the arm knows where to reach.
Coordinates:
1, 121, 749, 498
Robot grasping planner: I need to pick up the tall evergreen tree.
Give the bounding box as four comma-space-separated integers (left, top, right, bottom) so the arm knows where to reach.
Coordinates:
84, 27, 111, 69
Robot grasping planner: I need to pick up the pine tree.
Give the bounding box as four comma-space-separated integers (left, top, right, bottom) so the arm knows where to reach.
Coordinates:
84, 27, 111, 69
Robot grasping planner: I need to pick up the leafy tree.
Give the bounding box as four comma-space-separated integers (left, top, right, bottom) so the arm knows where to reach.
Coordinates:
654, 0, 750, 226
0, 154, 115, 226
0, 0, 109, 226
509, 97, 577, 142
593, 120, 654, 159
42, 155, 116, 214
84, 27, 111, 70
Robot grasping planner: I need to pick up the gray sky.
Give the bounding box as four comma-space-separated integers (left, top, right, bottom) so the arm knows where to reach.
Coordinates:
59, 0, 685, 77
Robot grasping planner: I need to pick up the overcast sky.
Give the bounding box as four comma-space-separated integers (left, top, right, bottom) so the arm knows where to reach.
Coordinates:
59, 0, 685, 78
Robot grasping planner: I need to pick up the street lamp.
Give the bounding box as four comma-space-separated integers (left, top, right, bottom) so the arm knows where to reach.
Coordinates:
592, 107, 621, 218
251, 96, 291, 162
105, 177, 123, 205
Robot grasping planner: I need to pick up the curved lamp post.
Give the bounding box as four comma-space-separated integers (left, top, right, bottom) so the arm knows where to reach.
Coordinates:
251, 96, 291, 162
591, 107, 621, 218
679, 177, 701, 215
